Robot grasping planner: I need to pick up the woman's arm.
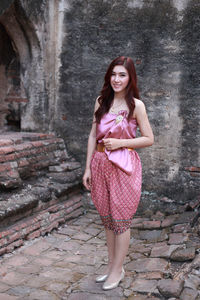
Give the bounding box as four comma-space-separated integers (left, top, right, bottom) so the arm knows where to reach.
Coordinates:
103, 99, 154, 150
83, 99, 99, 190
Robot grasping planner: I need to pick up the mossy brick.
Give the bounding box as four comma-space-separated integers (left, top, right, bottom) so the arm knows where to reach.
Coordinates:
0, 237, 8, 247
26, 230, 41, 240
18, 159, 29, 167
14, 143, 33, 151
0, 154, 16, 162
0, 163, 12, 172
0, 147, 15, 155
31, 141, 45, 147
0, 140, 13, 146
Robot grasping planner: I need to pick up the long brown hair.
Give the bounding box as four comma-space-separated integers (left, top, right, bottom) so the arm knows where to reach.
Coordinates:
95, 56, 139, 123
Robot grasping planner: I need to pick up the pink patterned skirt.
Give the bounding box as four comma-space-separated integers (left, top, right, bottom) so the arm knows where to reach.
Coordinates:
90, 150, 142, 234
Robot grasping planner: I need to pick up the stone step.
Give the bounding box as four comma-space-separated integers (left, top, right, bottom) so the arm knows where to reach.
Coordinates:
0, 131, 84, 256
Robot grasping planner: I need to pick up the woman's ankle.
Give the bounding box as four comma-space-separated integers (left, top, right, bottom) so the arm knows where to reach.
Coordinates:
110, 265, 123, 274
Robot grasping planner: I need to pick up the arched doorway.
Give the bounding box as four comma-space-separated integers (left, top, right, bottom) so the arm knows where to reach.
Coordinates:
0, 0, 49, 133
0, 23, 27, 132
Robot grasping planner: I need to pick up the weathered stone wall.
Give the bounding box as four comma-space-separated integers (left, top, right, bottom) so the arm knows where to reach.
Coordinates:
0, 0, 68, 132
57, 0, 200, 201
0, 0, 199, 203
0, 1, 47, 131
0, 0, 13, 16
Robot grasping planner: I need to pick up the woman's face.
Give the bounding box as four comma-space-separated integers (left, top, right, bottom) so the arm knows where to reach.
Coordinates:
110, 65, 130, 94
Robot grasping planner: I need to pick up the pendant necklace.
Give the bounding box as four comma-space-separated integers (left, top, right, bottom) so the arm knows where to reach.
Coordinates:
110, 99, 125, 113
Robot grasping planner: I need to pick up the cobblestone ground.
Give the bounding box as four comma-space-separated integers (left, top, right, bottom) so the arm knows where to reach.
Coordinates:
0, 209, 200, 300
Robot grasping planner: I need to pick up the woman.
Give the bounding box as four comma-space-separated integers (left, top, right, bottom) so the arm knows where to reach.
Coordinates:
83, 56, 154, 290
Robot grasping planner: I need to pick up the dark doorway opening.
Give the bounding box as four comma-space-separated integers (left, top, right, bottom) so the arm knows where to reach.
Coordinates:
0, 23, 25, 132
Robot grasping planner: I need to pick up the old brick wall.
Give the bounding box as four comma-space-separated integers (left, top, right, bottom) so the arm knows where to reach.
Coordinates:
0, 0, 199, 203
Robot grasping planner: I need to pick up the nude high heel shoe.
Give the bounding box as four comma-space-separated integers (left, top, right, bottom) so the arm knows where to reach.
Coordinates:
102, 268, 125, 290
95, 274, 108, 283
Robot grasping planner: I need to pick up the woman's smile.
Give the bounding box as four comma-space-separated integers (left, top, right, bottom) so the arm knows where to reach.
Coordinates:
110, 65, 130, 94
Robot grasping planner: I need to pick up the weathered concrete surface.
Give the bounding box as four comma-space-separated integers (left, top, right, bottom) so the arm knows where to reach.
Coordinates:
0, 0, 14, 16
0, 208, 200, 299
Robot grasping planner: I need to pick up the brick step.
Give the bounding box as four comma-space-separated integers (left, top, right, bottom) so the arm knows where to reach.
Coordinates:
0, 132, 56, 146
0, 187, 84, 256
0, 172, 82, 225
0, 132, 77, 189
0, 131, 84, 256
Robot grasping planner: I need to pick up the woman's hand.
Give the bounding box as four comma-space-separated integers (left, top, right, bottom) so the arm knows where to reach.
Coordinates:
103, 138, 122, 151
83, 168, 92, 190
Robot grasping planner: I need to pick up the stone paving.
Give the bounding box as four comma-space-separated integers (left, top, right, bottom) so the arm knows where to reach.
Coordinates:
0, 208, 200, 300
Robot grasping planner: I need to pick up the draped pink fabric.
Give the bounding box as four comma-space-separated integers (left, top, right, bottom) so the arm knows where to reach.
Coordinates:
91, 110, 142, 234
96, 110, 138, 175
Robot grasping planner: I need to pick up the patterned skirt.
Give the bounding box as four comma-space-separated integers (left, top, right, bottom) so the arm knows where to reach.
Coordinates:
90, 150, 142, 234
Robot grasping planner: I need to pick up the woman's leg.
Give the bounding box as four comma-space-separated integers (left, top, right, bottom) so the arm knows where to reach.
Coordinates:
105, 228, 130, 283
104, 228, 115, 273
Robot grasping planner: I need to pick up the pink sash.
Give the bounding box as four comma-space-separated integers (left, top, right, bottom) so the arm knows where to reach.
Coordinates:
96, 110, 138, 175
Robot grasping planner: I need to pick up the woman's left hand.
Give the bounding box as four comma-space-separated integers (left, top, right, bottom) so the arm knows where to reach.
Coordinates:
103, 138, 122, 151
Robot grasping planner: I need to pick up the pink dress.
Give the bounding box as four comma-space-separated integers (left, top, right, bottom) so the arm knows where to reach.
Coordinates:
91, 110, 142, 234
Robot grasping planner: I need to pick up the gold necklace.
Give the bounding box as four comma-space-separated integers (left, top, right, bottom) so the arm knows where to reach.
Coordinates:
110, 100, 125, 112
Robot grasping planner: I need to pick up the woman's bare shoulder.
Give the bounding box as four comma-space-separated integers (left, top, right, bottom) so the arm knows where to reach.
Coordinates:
133, 98, 145, 118
134, 98, 145, 109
